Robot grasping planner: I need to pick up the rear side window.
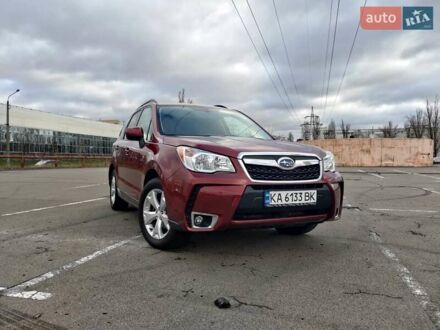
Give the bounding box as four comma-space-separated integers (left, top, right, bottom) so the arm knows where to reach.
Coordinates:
138, 107, 153, 141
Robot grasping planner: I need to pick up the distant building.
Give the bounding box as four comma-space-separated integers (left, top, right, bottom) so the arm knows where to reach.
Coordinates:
0, 104, 123, 154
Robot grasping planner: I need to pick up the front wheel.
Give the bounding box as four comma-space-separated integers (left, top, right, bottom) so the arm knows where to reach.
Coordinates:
138, 178, 189, 250
110, 170, 129, 211
275, 223, 318, 235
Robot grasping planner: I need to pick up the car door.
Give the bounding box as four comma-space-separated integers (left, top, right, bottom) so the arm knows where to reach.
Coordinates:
117, 110, 142, 199
132, 106, 155, 198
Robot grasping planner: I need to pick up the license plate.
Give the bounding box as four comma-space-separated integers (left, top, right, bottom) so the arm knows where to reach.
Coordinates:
264, 190, 317, 207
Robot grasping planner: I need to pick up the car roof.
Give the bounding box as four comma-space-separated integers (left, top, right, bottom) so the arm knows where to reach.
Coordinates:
139, 101, 235, 111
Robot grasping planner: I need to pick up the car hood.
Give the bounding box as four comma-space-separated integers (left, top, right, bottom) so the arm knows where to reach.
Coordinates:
162, 136, 326, 159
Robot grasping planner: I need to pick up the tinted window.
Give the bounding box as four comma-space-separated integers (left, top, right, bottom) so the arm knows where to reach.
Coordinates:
138, 107, 152, 140
157, 106, 272, 140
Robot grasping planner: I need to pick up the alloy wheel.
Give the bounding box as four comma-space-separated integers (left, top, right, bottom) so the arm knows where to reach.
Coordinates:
143, 189, 170, 239
110, 176, 116, 205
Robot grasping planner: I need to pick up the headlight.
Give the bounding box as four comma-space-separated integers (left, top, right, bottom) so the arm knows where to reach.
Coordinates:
177, 146, 235, 173
323, 151, 336, 172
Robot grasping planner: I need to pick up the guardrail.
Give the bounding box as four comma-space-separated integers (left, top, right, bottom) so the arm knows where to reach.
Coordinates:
0, 153, 112, 169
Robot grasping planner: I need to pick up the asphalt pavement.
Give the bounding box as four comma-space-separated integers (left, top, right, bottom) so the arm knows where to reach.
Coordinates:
0, 167, 439, 329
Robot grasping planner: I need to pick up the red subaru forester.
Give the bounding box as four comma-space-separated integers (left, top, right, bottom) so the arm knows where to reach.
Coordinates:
109, 100, 343, 250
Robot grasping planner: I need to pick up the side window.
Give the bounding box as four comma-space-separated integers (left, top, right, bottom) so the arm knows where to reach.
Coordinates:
138, 107, 153, 141
124, 110, 142, 139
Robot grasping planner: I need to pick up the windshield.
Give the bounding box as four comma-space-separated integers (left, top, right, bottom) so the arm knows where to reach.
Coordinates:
157, 106, 273, 140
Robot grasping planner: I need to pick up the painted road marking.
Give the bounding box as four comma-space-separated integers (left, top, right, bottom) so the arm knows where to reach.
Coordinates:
393, 170, 440, 182
69, 183, 107, 189
393, 169, 410, 174
423, 188, 440, 195
1, 197, 106, 217
415, 173, 440, 181
357, 169, 384, 179
370, 208, 438, 213
369, 231, 440, 328
0, 235, 141, 300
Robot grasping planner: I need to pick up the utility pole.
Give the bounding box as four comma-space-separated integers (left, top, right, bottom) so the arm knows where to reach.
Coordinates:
301, 106, 322, 140
5, 89, 20, 168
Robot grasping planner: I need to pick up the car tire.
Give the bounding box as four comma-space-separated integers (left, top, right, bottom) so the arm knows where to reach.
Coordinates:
110, 170, 129, 211
138, 178, 190, 250
275, 223, 318, 235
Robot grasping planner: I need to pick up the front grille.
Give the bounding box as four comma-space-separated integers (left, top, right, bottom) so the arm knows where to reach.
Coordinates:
244, 163, 321, 181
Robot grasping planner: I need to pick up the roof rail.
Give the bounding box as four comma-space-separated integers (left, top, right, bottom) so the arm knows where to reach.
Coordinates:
214, 104, 227, 108
139, 99, 158, 107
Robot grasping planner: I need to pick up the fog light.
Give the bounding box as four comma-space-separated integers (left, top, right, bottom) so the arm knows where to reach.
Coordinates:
191, 212, 218, 229
194, 215, 204, 226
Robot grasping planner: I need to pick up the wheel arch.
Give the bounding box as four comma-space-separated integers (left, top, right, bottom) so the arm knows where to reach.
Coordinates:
144, 168, 160, 187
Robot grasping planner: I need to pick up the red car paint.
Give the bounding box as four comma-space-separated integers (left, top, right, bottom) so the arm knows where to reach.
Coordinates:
110, 102, 343, 232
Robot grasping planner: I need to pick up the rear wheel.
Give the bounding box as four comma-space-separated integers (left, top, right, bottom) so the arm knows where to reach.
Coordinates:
110, 171, 129, 210
138, 178, 189, 250
276, 223, 318, 235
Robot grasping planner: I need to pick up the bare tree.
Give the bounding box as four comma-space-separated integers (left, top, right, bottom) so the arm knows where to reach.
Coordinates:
324, 119, 336, 139
425, 96, 440, 156
178, 88, 193, 104
381, 121, 399, 138
406, 109, 426, 138
340, 120, 351, 138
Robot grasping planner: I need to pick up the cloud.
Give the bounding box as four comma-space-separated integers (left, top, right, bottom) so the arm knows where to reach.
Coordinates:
0, 0, 439, 136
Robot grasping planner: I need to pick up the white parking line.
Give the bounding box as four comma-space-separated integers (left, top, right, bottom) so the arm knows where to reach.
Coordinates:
415, 173, 440, 181
393, 169, 440, 182
370, 208, 438, 213
1, 197, 106, 217
423, 188, 440, 195
369, 231, 440, 327
357, 169, 384, 179
69, 183, 107, 189
0, 287, 51, 300
393, 169, 410, 174
0, 235, 141, 300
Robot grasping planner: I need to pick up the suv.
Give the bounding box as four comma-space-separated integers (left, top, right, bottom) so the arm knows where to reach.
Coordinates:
109, 100, 343, 249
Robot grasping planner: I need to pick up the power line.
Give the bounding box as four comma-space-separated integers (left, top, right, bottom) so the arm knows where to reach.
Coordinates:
304, 0, 312, 95
244, 0, 300, 123
322, 0, 341, 123
272, 0, 299, 97
329, 0, 368, 116
229, 0, 292, 118
320, 0, 334, 110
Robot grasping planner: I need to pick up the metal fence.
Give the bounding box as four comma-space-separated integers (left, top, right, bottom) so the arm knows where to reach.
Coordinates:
0, 153, 112, 169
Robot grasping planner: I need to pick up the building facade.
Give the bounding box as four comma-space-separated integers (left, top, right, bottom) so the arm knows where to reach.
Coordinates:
0, 104, 123, 155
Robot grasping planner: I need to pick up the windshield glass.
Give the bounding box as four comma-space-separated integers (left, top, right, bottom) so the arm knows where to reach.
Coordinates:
157, 106, 273, 140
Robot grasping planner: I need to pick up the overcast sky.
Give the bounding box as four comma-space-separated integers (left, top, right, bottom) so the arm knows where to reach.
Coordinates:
0, 0, 439, 137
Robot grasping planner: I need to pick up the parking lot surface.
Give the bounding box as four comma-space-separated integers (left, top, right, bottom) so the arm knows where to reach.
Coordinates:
0, 167, 439, 329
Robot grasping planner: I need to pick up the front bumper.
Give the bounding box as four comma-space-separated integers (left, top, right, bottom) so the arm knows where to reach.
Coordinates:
164, 165, 343, 232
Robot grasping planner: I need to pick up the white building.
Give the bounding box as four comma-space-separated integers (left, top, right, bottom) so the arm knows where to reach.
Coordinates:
0, 104, 123, 154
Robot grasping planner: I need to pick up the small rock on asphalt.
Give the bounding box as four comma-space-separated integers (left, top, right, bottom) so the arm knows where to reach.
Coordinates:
214, 297, 231, 309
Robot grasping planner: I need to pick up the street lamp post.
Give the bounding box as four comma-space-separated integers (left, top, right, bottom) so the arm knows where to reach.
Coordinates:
5, 89, 20, 168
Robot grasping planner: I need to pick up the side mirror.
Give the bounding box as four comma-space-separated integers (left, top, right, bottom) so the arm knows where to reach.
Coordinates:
125, 127, 145, 148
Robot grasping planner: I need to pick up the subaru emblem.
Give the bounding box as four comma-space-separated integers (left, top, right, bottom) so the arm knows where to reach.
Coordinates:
277, 157, 295, 170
